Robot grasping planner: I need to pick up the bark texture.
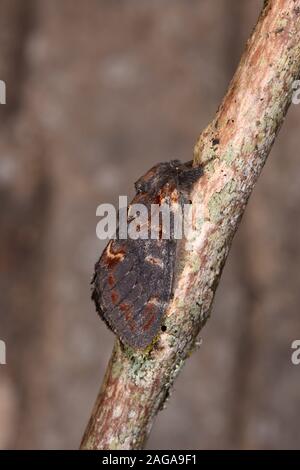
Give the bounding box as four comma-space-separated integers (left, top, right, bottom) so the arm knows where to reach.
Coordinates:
81, 0, 300, 450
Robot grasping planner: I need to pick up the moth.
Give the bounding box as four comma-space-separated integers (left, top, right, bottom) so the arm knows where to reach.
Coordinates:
92, 160, 203, 349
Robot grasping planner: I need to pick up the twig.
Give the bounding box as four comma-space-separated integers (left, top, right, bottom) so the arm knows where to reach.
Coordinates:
81, 0, 300, 450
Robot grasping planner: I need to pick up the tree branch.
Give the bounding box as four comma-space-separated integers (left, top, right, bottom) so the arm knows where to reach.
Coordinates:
80, 0, 300, 450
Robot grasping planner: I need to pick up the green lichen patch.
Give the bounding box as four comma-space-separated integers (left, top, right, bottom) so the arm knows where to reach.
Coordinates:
208, 179, 236, 223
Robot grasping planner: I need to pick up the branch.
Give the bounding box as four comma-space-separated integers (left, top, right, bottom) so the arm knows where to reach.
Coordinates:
80, 0, 300, 450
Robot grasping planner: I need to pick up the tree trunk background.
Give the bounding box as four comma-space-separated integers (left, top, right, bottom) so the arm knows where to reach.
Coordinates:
0, 0, 300, 449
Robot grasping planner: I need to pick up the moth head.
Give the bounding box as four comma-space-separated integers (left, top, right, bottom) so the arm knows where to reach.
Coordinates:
134, 178, 149, 194
135, 160, 182, 194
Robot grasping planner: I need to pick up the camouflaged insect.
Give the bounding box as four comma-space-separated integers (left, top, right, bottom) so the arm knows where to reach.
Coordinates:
92, 160, 203, 349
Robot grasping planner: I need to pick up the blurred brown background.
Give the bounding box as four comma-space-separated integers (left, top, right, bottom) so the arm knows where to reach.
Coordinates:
0, 0, 300, 450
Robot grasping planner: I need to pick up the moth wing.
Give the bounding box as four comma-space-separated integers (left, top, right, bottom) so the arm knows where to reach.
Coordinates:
92, 190, 177, 349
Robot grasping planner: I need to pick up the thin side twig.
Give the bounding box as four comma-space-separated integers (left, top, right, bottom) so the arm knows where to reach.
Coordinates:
81, 0, 300, 450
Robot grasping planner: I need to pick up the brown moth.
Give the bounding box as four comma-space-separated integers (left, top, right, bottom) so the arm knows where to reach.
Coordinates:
92, 160, 203, 349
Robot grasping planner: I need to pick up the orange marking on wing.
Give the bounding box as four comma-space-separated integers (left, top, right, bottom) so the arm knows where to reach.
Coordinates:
111, 291, 119, 304
142, 303, 157, 331
108, 274, 115, 287
143, 313, 156, 331
120, 302, 136, 332
120, 302, 131, 320
103, 241, 126, 268
153, 192, 164, 205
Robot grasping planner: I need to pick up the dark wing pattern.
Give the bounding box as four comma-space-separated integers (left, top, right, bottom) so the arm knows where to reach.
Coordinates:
92, 192, 176, 349
92, 160, 203, 349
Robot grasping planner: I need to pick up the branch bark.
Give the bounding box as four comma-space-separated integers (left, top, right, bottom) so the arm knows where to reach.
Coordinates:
81, 0, 300, 450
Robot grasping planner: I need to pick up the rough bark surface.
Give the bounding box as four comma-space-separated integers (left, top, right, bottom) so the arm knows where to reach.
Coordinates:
80, 0, 300, 450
